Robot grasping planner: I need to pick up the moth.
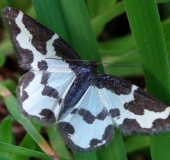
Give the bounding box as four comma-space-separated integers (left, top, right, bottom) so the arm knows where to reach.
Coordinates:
3, 7, 170, 153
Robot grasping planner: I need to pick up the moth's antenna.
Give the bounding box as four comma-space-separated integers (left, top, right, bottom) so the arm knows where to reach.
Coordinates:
97, 62, 142, 69
45, 58, 142, 68
45, 57, 90, 63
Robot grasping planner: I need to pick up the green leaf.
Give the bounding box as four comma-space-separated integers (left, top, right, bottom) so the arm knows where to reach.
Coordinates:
47, 127, 72, 160
0, 116, 13, 144
0, 0, 32, 13
157, 0, 170, 3
125, 136, 150, 154
74, 152, 97, 160
0, 142, 51, 160
90, 0, 168, 37
91, 1, 125, 36
1, 80, 16, 96
10, 128, 41, 160
98, 34, 135, 56
123, 0, 170, 160
86, 0, 116, 19
0, 54, 5, 67
97, 129, 127, 160
0, 38, 13, 57
0, 156, 15, 160
0, 116, 13, 157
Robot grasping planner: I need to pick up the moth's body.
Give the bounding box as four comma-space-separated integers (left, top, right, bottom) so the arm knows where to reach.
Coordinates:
3, 7, 170, 153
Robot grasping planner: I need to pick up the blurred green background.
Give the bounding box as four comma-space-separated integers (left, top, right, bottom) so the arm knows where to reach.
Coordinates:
0, 0, 170, 160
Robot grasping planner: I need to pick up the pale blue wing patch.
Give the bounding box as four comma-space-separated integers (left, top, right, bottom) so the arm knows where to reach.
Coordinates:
18, 70, 76, 124
58, 86, 114, 152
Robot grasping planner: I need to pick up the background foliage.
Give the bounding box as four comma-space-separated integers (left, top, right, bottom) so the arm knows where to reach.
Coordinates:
0, 0, 170, 160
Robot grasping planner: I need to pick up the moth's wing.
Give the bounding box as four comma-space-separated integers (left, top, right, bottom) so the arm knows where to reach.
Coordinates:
96, 74, 170, 134
3, 7, 81, 124
58, 86, 114, 153
3, 7, 81, 71
18, 70, 76, 124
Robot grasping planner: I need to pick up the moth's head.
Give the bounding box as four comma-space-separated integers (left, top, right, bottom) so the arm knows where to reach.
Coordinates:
88, 61, 98, 70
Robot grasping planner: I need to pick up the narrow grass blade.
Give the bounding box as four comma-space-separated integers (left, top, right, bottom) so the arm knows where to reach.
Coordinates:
0, 142, 51, 160
91, 1, 124, 36
0, 54, 5, 67
1, 80, 16, 96
97, 129, 127, 160
123, 0, 170, 160
47, 127, 73, 160
125, 136, 150, 154
0, 116, 13, 144
98, 34, 135, 56
157, 0, 170, 3
90, 0, 168, 37
10, 128, 41, 160
0, 156, 15, 160
74, 152, 97, 160
87, 0, 116, 36
0, 116, 13, 157
86, 0, 116, 19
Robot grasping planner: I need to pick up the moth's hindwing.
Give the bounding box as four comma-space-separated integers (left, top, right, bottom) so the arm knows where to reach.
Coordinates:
58, 86, 114, 152
96, 74, 170, 135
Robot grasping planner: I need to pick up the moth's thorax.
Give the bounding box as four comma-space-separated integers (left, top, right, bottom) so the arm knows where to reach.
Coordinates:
79, 61, 98, 75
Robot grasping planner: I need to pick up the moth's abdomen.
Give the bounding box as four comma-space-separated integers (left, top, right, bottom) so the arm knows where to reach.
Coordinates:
64, 68, 93, 111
